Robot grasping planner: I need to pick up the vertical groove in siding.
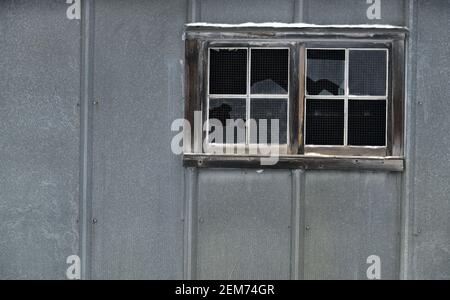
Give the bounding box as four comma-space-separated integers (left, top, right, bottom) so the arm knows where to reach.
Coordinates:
79, 0, 95, 280
400, 0, 418, 280
188, 0, 201, 23
293, 0, 306, 23
290, 170, 306, 279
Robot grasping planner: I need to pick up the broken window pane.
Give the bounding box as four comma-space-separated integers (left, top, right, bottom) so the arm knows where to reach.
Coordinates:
208, 98, 246, 144
348, 100, 386, 146
250, 99, 288, 144
209, 49, 247, 95
349, 50, 387, 96
307, 49, 345, 96
306, 99, 344, 145
251, 49, 289, 94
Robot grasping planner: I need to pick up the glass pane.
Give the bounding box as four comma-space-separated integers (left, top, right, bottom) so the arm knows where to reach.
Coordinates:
209, 49, 247, 95
306, 99, 344, 145
349, 50, 387, 96
250, 99, 288, 144
307, 49, 345, 96
251, 49, 289, 94
348, 100, 386, 146
208, 98, 246, 144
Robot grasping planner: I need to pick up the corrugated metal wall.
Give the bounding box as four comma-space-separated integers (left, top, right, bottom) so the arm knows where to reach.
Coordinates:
0, 0, 449, 280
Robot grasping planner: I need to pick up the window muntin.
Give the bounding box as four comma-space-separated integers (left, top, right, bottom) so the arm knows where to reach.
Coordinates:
304, 48, 388, 148
207, 47, 290, 146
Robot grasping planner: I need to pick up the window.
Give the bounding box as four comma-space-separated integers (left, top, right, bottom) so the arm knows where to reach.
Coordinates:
207, 48, 290, 147
184, 25, 406, 171
305, 49, 388, 148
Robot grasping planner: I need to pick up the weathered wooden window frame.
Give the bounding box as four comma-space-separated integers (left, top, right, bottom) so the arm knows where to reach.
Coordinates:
183, 25, 407, 171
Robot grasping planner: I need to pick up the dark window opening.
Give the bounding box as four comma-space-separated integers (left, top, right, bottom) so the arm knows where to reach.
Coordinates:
209, 49, 247, 95
208, 98, 246, 144
306, 99, 344, 145
250, 98, 288, 144
251, 49, 289, 94
348, 100, 386, 146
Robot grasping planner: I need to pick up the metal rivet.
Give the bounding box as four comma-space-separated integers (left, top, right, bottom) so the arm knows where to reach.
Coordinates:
92, 218, 97, 224
306, 225, 310, 230
199, 218, 204, 224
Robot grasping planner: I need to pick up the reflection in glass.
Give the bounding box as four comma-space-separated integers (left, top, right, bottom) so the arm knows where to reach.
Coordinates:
349, 50, 387, 96
307, 49, 345, 96
251, 49, 289, 94
208, 98, 246, 144
250, 99, 288, 144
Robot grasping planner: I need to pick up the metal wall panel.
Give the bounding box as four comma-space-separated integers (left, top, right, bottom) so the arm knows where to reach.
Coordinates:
90, 0, 186, 279
0, 0, 80, 279
199, 0, 295, 23
411, 0, 450, 280
303, 171, 401, 279
196, 169, 292, 280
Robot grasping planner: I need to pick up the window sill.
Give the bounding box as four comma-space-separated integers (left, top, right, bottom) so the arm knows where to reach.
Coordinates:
183, 153, 404, 172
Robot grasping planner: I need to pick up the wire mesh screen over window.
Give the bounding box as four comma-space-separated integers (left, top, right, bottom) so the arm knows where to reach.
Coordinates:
209, 98, 246, 144
209, 49, 247, 95
208, 47, 289, 146
250, 99, 288, 144
349, 50, 387, 96
306, 99, 344, 145
348, 100, 386, 146
307, 49, 345, 96
305, 49, 388, 147
251, 49, 289, 94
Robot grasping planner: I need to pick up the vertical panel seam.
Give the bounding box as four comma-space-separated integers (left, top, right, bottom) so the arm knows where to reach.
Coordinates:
79, 0, 95, 280
183, 168, 199, 279
293, 0, 306, 23
400, 0, 418, 280
188, 0, 201, 23
290, 169, 306, 279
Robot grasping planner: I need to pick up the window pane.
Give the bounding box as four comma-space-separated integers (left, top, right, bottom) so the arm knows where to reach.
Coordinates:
348, 100, 386, 146
306, 99, 344, 145
209, 49, 247, 95
208, 98, 246, 144
251, 49, 289, 94
250, 99, 288, 144
307, 49, 345, 96
349, 50, 387, 96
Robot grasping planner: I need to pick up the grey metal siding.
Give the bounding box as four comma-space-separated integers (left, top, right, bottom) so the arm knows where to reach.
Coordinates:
410, 0, 450, 280
0, 0, 80, 279
90, 0, 186, 279
196, 169, 292, 280
303, 171, 401, 279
